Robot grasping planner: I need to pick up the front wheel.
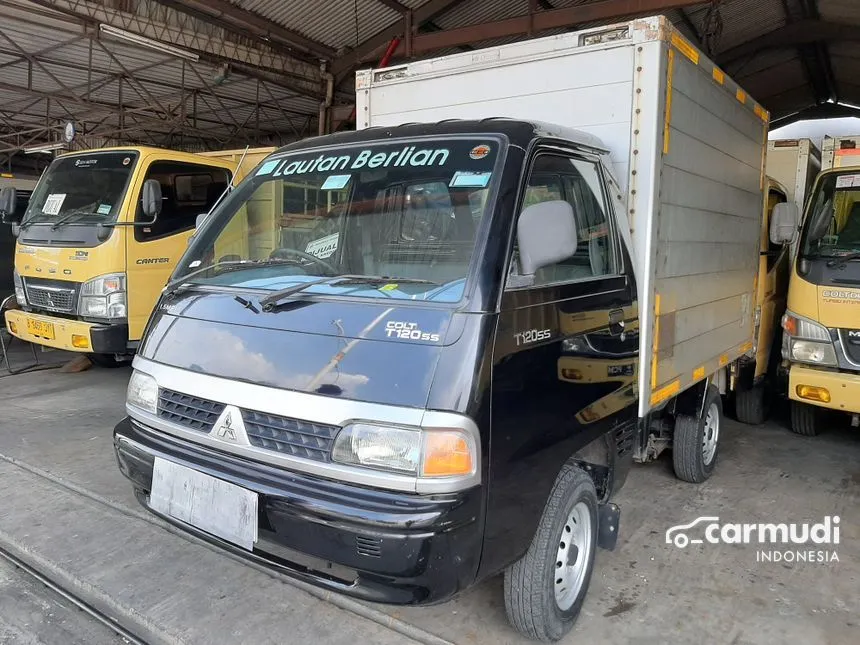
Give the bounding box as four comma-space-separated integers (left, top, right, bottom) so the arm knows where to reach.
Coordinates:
735, 384, 769, 425
504, 465, 598, 642
673, 385, 722, 483
790, 401, 821, 436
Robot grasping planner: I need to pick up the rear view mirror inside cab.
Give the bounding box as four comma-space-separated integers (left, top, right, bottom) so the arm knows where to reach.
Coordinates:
515, 199, 578, 280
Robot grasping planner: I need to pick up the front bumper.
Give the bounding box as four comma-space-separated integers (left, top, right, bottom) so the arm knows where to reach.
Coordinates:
788, 364, 860, 413
113, 417, 483, 604
5, 309, 128, 353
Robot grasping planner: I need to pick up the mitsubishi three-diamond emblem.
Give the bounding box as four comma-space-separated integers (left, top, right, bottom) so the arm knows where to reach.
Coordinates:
211, 405, 249, 445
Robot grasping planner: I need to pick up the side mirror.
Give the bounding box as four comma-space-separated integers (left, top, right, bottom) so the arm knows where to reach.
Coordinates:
770, 202, 799, 245
0, 187, 20, 224
141, 179, 162, 221
195, 213, 208, 229
517, 200, 578, 276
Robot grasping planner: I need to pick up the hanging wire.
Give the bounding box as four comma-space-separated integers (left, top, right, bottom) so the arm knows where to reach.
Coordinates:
701, 0, 725, 58
354, 0, 360, 49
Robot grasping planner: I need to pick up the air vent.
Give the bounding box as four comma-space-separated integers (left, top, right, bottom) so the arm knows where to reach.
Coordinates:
355, 536, 382, 558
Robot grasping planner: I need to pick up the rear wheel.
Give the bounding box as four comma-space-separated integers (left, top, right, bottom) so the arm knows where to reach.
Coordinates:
87, 353, 132, 368
673, 385, 722, 483
504, 465, 598, 642
790, 401, 821, 436
735, 385, 769, 425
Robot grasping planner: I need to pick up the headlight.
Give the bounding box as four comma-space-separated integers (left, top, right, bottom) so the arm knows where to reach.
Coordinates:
127, 370, 158, 414
782, 311, 837, 366
331, 423, 476, 478
13, 270, 25, 306
79, 273, 127, 319
790, 340, 838, 366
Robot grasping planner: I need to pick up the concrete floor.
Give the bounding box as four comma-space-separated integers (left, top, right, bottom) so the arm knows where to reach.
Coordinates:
0, 358, 858, 645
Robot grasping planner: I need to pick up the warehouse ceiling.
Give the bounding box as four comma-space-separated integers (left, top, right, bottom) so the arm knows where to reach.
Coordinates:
1, 0, 859, 172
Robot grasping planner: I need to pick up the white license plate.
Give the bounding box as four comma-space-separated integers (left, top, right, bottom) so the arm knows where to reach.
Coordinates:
150, 457, 258, 551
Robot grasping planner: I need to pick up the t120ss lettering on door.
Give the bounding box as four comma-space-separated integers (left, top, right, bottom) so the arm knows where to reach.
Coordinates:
385, 321, 441, 342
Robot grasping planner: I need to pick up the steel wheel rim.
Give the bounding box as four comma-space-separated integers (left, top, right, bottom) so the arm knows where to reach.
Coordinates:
553, 501, 593, 611
702, 401, 720, 465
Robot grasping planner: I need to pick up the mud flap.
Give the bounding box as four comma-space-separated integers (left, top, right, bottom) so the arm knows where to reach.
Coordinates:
597, 502, 621, 550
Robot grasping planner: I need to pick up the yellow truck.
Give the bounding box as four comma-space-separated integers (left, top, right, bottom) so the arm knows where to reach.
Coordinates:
730, 176, 794, 424
771, 135, 860, 434
0, 145, 273, 366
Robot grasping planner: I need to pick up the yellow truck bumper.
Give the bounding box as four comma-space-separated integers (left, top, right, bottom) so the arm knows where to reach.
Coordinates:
4, 310, 128, 354
788, 364, 860, 413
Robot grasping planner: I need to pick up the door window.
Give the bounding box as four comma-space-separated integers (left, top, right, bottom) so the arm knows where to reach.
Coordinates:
509, 153, 617, 287
135, 161, 231, 242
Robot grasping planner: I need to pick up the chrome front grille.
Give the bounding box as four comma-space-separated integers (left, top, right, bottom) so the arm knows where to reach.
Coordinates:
24, 279, 78, 314
157, 388, 339, 463
242, 409, 339, 462
158, 389, 225, 433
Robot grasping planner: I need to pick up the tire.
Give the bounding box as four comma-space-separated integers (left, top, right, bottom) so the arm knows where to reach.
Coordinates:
735, 385, 769, 425
87, 353, 132, 368
790, 401, 821, 436
504, 465, 598, 642
673, 385, 722, 483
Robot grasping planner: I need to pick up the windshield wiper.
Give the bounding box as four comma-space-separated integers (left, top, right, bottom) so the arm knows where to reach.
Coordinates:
259, 275, 439, 311
163, 259, 295, 295
49, 211, 101, 230
826, 252, 860, 268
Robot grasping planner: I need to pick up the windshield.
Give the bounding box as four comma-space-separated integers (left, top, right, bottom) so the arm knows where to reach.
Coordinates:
801, 171, 860, 259
176, 137, 501, 302
23, 151, 137, 225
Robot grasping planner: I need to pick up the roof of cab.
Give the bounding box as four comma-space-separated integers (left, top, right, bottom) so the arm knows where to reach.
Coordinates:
270, 118, 608, 157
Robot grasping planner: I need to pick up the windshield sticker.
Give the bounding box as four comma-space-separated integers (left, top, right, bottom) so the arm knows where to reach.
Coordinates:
469, 144, 491, 160
321, 174, 351, 190
836, 174, 860, 189
74, 158, 98, 168
255, 159, 280, 176
305, 232, 339, 259
42, 193, 66, 215
97, 203, 112, 214
271, 146, 451, 178
450, 171, 492, 188
123, 157, 131, 166
378, 283, 399, 292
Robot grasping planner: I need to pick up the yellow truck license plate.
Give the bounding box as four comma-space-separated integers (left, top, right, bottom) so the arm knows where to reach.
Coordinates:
26, 318, 55, 340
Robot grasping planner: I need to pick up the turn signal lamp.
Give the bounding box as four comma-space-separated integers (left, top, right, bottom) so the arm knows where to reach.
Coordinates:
72, 335, 90, 349
422, 431, 474, 477
796, 385, 831, 403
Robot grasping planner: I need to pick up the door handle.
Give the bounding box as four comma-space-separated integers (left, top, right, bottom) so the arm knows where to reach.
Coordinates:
608, 309, 625, 336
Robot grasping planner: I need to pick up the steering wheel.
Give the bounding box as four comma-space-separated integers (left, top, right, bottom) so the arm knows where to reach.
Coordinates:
270, 248, 339, 275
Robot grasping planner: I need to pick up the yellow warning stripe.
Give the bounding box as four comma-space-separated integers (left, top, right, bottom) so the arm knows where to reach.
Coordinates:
754, 104, 769, 122
663, 51, 675, 155
671, 33, 699, 64
712, 67, 725, 85
693, 365, 706, 381
741, 341, 753, 354
650, 380, 681, 407
651, 293, 661, 389
736, 88, 747, 104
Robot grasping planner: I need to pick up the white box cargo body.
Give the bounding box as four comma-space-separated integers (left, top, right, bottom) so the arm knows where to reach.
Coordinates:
822, 135, 860, 170
767, 139, 821, 209
356, 15, 769, 417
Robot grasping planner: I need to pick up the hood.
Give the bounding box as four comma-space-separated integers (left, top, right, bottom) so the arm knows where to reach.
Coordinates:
140, 290, 461, 408
15, 228, 125, 283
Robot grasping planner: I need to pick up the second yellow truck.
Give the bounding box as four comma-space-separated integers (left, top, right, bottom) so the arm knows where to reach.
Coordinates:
0, 145, 273, 365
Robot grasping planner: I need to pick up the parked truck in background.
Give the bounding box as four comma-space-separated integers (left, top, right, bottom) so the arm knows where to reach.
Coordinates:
112, 16, 784, 641
767, 139, 821, 214
0, 145, 274, 366
774, 134, 860, 435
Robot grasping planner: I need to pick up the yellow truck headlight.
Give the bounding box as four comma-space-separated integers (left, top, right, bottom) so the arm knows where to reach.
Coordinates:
790, 340, 837, 366
127, 370, 158, 415
782, 311, 837, 366
79, 273, 127, 319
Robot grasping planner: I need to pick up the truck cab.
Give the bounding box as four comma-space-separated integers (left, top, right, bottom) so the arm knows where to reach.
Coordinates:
777, 143, 860, 434
0, 146, 271, 365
